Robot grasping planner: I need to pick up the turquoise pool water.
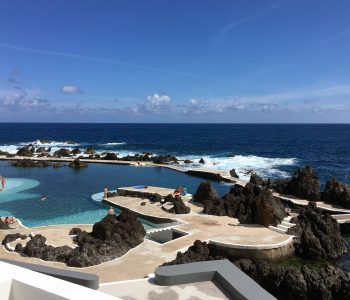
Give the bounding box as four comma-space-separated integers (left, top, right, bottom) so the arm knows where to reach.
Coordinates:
0, 161, 230, 228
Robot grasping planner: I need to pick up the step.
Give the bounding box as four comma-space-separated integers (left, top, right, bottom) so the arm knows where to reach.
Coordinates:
277, 224, 290, 231
281, 221, 295, 228
269, 226, 287, 234
283, 216, 293, 222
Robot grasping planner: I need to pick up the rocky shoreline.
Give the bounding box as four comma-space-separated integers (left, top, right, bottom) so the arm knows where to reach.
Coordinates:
2, 208, 146, 267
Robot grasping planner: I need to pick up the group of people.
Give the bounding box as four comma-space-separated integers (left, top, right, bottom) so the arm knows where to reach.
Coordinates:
0, 175, 6, 191
1, 216, 16, 224
174, 186, 187, 196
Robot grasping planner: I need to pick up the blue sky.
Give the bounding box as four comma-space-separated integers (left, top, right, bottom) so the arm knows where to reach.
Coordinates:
0, 0, 350, 122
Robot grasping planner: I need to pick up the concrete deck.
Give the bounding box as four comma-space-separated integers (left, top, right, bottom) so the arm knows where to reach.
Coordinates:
99, 278, 230, 300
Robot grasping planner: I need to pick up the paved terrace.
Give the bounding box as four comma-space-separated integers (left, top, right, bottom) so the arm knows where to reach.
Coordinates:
0, 189, 293, 285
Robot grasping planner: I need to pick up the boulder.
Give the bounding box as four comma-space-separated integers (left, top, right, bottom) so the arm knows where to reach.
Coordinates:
150, 193, 163, 203
71, 147, 81, 155
184, 159, 193, 164
250, 173, 264, 185
152, 155, 178, 164
104, 152, 118, 160
0, 150, 9, 156
16, 145, 35, 157
229, 169, 239, 178
288, 202, 347, 260
11, 159, 50, 167
36, 147, 46, 153
193, 182, 220, 203
199, 158, 205, 164
84, 146, 96, 155
163, 240, 224, 266
53, 148, 71, 157
286, 166, 320, 201
204, 183, 286, 227
69, 158, 87, 168
322, 178, 350, 208
163, 194, 190, 214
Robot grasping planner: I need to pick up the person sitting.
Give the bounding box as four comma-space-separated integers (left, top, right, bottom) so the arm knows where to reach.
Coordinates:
4, 216, 16, 224
284, 204, 292, 216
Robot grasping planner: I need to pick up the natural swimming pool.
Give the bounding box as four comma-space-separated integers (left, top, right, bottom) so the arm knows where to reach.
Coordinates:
0, 161, 230, 228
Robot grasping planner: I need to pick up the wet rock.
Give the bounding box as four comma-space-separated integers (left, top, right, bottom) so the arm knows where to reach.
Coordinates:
0, 150, 10, 156
322, 178, 350, 208
288, 202, 347, 260
36, 147, 46, 153
229, 169, 239, 178
53, 148, 71, 157
250, 173, 264, 185
84, 146, 96, 155
104, 152, 118, 160
16, 145, 35, 157
199, 158, 205, 164
184, 159, 193, 164
69, 158, 88, 168
163, 194, 190, 214
193, 182, 220, 203
71, 147, 81, 155
11, 159, 50, 167
152, 155, 178, 164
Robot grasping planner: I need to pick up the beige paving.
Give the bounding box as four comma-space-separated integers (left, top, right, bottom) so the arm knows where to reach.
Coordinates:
99, 279, 230, 300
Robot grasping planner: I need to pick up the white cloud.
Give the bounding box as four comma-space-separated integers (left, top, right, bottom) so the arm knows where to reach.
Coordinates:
61, 85, 81, 94
136, 93, 171, 114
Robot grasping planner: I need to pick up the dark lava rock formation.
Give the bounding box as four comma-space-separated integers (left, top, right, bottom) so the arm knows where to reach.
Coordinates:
197, 181, 285, 227
16, 145, 35, 157
235, 259, 350, 300
69, 158, 88, 168
271, 166, 320, 201
249, 173, 264, 185
53, 148, 71, 157
84, 146, 96, 155
104, 152, 118, 160
163, 194, 190, 214
11, 159, 50, 167
163, 240, 224, 266
288, 202, 347, 260
322, 178, 350, 208
4, 209, 146, 267
163, 240, 350, 300
229, 168, 239, 178
193, 182, 220, 204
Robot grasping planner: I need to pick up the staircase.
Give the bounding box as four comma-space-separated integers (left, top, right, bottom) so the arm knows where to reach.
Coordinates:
269, 216, 295, 234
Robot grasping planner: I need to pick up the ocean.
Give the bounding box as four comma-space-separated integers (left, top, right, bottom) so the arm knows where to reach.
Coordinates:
0, 123, 349, 183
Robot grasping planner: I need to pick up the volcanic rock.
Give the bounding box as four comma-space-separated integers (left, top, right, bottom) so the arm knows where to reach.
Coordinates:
150, 193, 163, 203
205, 183, 286, 227
193, 182, 220, 204
322, 178, 350, 208
84, 146, 96, 155
286, 166, 320, 201
229, 169, 239, 178
152, 155, 178, 164
69, 158, 87, 168
104, 152, 118, 160
5, 209, 146, 267
12, 159, 50, 167
163, 194, 190, 214
53, 148, 71, 157
71, 147, 81, 155
0, 150, 9, 156
16, 145, 35, 157
250, 173, 264, 185
184, 159, 193, 164
288, 202, 347, 260
36, 147, 46, 153
235, 259, 350, 300
163, 240, 224, 266
199, 158, 205, 164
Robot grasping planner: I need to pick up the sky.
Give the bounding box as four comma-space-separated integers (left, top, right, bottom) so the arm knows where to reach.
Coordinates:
0, 0, 350, 123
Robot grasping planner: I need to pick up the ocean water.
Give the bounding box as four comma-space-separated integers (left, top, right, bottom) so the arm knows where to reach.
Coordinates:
0, 123, 349, 183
